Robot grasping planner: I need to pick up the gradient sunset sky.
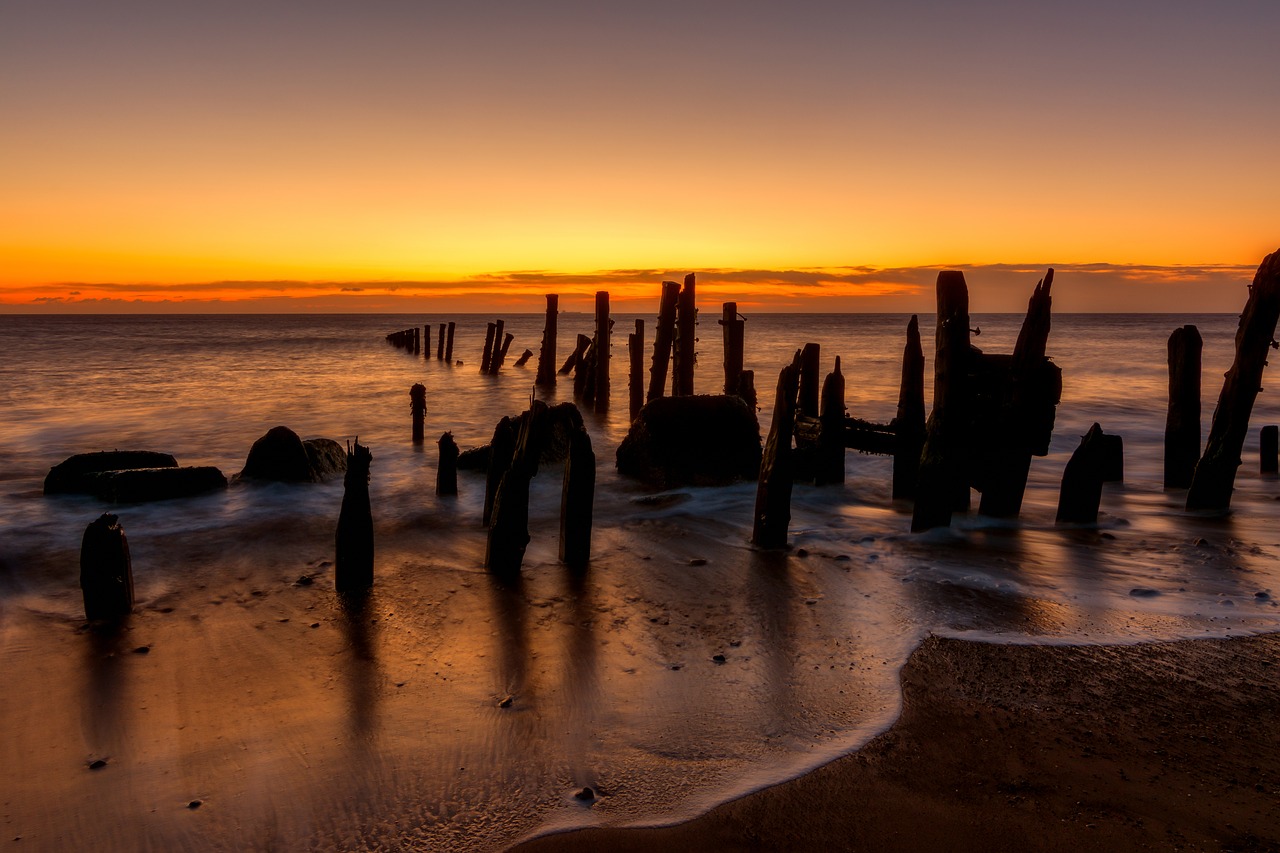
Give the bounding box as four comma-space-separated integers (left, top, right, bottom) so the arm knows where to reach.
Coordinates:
3, 0, 1277, 312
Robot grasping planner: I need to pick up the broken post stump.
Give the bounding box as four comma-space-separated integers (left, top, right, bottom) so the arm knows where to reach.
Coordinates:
423, 325, 431, 359
1100, 434, 1124, 483
1164, 325, 1202, 488
536, 294, 559, 386
561, 333, 590, 376
648, 280, 680, 402
816, 357, 845, 486
481, 322, 497, 373
629, 319, 645, 422
413, 327, 421, 355
491, 331, 514, 374
560, 428, 595, 569
737, 369, 757, 411
1057, 424, 1106, 525
483, 417, 517, 527
721, 302, 745, 396
673, 273, 697, 397
1188, 249, 1280, 511
335, 441, 374, 591
799, 342, 821, 418
514, 348, 534, 368
486, 403, 549, 575
594, 291, 610, 411
445, 322, 456, 363
410, 383, 427, 444
437, 324, 446, 360
1263, 425, 1278, 474
752, 352, 802, 549
80, 513, 134, 621
892, 315, 926, 501
437, 432, 458, 496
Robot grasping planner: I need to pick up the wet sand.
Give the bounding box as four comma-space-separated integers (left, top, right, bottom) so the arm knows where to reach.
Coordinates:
517, 633, 1280, 852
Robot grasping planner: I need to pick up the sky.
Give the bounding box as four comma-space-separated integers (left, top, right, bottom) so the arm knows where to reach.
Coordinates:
2, 0, 1277, 312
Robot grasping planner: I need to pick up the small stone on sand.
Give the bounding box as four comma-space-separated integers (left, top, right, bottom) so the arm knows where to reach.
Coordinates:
574, 787, 595, 801
188, 800, 202, 809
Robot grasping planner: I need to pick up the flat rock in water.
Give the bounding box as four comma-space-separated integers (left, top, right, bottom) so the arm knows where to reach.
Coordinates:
616, 395, 761, 488
237, 426, 346, 483
44, 450, 178, 494
82, 467, 228, 502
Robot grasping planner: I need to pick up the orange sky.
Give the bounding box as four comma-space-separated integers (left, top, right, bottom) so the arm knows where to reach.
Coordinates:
3, 1, 1277, 312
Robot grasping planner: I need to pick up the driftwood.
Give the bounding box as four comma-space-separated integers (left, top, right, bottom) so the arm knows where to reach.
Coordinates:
1164, 325, 1202, 488
1188, 249, 1280, 510
892, 315, 925, 500
720, 302, 745, 397
410, 383, 427, 444
80, 513, 134, 621
594, 291, 610, 411
560, 428, 595, 570
648, 280, 680, 402
629, 319, 645, 422
752, 352, 801, 549
437, 432, 458, 496
1057, 424, 1106, 525
536, 294, 558, 386
1262, 425, 1278, 475
673, 274, 697, 396
335, 441, 374, 591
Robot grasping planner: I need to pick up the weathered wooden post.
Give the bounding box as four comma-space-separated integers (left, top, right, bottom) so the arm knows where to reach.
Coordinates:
335, 441, 374, 591
573, 334, 594, 400
423, 325, 431, 359
673, 273, 697, 396
1100, 434, 1124, 482
721, 302, 745, 396
1056, 424, 1106, 525
816, 356, 846, 486
737, 369, 757, 411
536, 294, 558, 386
481, 322, 497, 373
648, 280, 680, 402
629, 319, 645, 421
487, 320, 507, 374
445, 322, 456, 363
752, 352, 802, 549
437, 432, 458, 496
1164, 325, 1202, 488
483, 418, 517, 528
892, 315, 925, 501
486, 403, 549, 574
799, 343, 821, 418
80, 513, 133, 621
1262, 426, 1278, 474
1188, 249, 1280, 510
560, 428, 595, 569
912, 271, 972, 532
594, 291, 610, 411
513, 348, 534, 367
413, 327, 421, 355
437, 324, 446, 360
560, 334, 589, 375
491, 331, 514, 374
410, 383, 427, 444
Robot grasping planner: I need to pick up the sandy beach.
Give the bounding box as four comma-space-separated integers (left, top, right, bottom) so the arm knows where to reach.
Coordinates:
518, 633, 1280, 852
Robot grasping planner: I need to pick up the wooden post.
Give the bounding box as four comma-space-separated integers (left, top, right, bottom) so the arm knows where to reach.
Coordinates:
413, 327, 421, 355
1056, 424, 1106, 525
486, 403, 548, 575
513, 348, 534, 367
629, 319, 645, 421
1188, 250, 1280, 510
721, 302, 745, 396
335, 441, 374, 591
80, 513, 133, 621
1100, 434, 1124, 482
445, 322, 456, 363
572, 334, 594, 399
560, 428, 595, 569
799, 342, 821, 417
1164, 325, 1202, 488
1262, 425, 1279, 474
737, 369, 757, 411
752, 352, 802, 549
487, 320, 507, 374
410, 383, 426, 444
481, 322, 497, 373
437, 323, 446, 359
594, 291, 610, 411
816, 356, 845, 486
892, 315, 926, 501
536, 294, 558, 386
491, 331, 514, 374
437, 432, 458, 496
423, 325, 431, 359
673, 273, 697, 396
912, 271, 972, 532
648, 280, 680, 402
483, 417, 517, 528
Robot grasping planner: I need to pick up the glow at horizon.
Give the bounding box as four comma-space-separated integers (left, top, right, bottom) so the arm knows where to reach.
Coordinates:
2, 0, 1277, 311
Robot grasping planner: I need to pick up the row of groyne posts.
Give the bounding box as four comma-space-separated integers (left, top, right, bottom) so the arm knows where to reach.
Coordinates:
80, 251, 1280, 619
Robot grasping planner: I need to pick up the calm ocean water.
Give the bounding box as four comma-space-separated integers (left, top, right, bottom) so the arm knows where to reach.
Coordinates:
2, 310, 1279, 848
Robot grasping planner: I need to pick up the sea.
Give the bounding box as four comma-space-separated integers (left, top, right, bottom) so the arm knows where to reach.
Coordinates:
1, 311, 1279, 849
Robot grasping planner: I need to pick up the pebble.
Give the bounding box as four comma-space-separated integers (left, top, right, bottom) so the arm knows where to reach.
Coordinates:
712, 654, 726, 664
296, 575, 314, 586
1129, 588, 1160, 598
1194, 537, 1209, 547
688, 558, 707, 566
133, 645, 150, 655
670, 664, 682, 671
310, 623, 320, 629
795, 548, 809, 557
834, 554, 850, 562
574, 787, 595, 801
1257, 592, 1271, 600
188, 800, 203, 810
88, 759, 107, 770
498, 695, 514, 708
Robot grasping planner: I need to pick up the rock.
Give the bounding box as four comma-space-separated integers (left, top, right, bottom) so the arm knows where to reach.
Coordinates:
88, 759, 107, 770
81, 467, 227, 502
574, 787, 595, 801
498, 695, 514, 708
44, 451, 178, 495
689, 558, 707, 566
187, 800, 202, 809
133, 645, 150, 654
713, 653, 726, 663
616, 394, 762, 488
1129, 587, 1161, 597
237, 426, 347, 483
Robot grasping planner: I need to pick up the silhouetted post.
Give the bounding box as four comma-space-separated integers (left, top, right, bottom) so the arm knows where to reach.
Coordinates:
673, 273, 697, 396
487, 320, 507, 373
437, 324, 446, 359
486, 403, 549, 574
491, 331, 514, 374
513, 348, 534, 367
594, 291, 610, 411
752, 351, 802, 549
721, 302, 745, 396
737, 369, 757, 411
437, 432, 458, 496
536, 294, 558, 386
335, 441, 374, 591
80, 513, 133, 621
1164, 325, 1202, 488
423, 325, 431, 359
445, 322, 456, 363
483, 418, 517, 528
648, 280, 680, 402
978, 271, 1055, 517
410, 383, 427, 444
572, 334, 594, 399
816, 356, 846, 486
912, 271, 972, 532
560, 428, 595, 569
1257, 426, 1278, 474
414, 327, 421, 355
560, 334, 589, 375
629, 319, 645, 421
799, 342, 821, 417
481, 322, 497, 373
1100, 434, 1124, 482
892, 315, 926, 501
1057, 424, 1106, 525
1188, 250, 1280, 510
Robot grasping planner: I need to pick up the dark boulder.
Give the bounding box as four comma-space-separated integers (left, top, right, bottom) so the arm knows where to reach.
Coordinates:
617, 395, 761, 488
45, 451, 178, 495
81, 467, 228, 502
238, 426, 347, 483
